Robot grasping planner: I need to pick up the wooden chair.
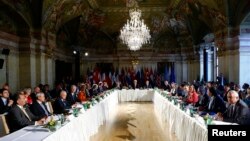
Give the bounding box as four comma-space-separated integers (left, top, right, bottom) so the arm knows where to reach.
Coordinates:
0, 113, 9, 137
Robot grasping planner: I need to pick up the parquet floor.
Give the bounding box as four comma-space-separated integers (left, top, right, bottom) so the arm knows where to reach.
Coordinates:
90, 102, 179, 141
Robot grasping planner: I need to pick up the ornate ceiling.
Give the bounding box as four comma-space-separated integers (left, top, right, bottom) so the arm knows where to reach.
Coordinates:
0, 0, 250, 53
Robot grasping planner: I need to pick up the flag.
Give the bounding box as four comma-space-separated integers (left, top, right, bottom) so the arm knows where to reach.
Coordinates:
101, 72, 106, 82
170, 63, 176, 83
164, 64, 169, 81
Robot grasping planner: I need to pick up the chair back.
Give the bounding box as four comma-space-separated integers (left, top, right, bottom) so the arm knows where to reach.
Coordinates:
46, 101, 54, 114
0, 113, 9, 137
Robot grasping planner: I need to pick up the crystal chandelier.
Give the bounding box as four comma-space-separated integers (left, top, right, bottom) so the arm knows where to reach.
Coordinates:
120, 8, 151, 51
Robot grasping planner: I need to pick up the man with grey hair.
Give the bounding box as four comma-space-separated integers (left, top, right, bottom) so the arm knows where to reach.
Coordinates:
67, 85, 77, 106
30, 92, 51, 117
221, 90, 250, 124
53, 90, 71, 114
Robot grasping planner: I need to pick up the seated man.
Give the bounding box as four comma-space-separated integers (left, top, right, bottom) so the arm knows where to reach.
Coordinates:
163, 80, 171, 92
30, 92, 51, 117
144, 80, 152, 89
53, 90, 71, 114
0, 88, 13, 114
132, 79, 139, 89
8, 91, 45, 132
66, 85, 78, 106
218, 90, 250, 125
207, 87, 226, 114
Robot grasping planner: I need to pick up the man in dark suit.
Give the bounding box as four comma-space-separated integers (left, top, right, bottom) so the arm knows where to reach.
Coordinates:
144, 80, 152, 89
207, 87, 226, 113
30, 92, 51, 117
53, 90, 71, 114
221, 90, 250, 125
8, 91, 45, 132
67, 85, 78, 106
163, 80, 171, 92
132, 79, 140, 89
0, 88, 13, 114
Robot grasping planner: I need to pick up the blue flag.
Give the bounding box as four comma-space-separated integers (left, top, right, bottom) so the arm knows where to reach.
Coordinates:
170, 63, 175, 83
164, 65, 169, 81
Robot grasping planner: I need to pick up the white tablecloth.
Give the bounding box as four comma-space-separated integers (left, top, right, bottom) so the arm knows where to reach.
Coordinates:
118, 89, 154, 102
0, 91, 118, 141
0, 90, 209, 141
153, 91, 208, 141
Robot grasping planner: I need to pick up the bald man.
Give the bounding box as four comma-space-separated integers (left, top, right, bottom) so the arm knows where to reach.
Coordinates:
53, 90, 71, 114
222, 90, 250, 124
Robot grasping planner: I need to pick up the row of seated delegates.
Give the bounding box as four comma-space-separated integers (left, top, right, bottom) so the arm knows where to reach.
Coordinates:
97, 81, 109, 93
7, 91, 46, 133
0, 89, 14, 114
196, 82, 250, 125
244, 88, 250, 107
123, 79, 154, 89
216, 90, 250, 125
169, 81, 250, 125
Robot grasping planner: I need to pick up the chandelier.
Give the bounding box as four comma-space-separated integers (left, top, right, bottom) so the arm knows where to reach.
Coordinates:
120, 8, 151, 51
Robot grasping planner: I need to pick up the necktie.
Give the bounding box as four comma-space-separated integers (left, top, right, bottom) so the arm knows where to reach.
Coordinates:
230, 105, 235, 117
21, 107, 32, 121
40, 103, 49, 116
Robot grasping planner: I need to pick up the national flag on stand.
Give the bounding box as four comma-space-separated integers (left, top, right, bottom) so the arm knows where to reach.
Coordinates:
170, 63, 176, 83
164, 65, 169, 81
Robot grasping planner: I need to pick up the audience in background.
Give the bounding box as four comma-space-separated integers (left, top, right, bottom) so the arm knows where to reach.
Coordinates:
217, 90, 250, 125
0, 88, 13, 114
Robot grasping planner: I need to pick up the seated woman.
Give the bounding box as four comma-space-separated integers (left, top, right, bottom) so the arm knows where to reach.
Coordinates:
23, 88, 33, 105
78, 84, 87, 103
186, 85, 199, 105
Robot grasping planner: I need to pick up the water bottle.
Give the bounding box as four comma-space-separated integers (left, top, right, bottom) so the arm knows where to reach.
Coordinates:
60, 114, 64, 124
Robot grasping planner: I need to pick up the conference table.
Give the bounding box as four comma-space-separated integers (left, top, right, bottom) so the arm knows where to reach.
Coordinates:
0, 89, 209, 141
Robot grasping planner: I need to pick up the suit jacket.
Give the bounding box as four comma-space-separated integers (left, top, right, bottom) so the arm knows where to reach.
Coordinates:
132, 84, 140, 89
196, 94, 210, 108
0, 98, 11, 114
30, 101, 51, 117
144, 84, 152, 89
66, 92, 77, 106
53, 98, 71, 114
207, 95, 226, 113
223, 100, 250, 125
163, 85, 171, 92
8, 105, 41, 132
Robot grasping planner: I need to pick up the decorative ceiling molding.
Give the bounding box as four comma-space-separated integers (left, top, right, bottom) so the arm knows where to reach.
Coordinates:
87, 0, 99, 9
100, 7, 166, 13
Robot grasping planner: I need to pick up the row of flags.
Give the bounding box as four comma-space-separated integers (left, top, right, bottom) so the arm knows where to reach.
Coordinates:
86, 63, 176, 87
